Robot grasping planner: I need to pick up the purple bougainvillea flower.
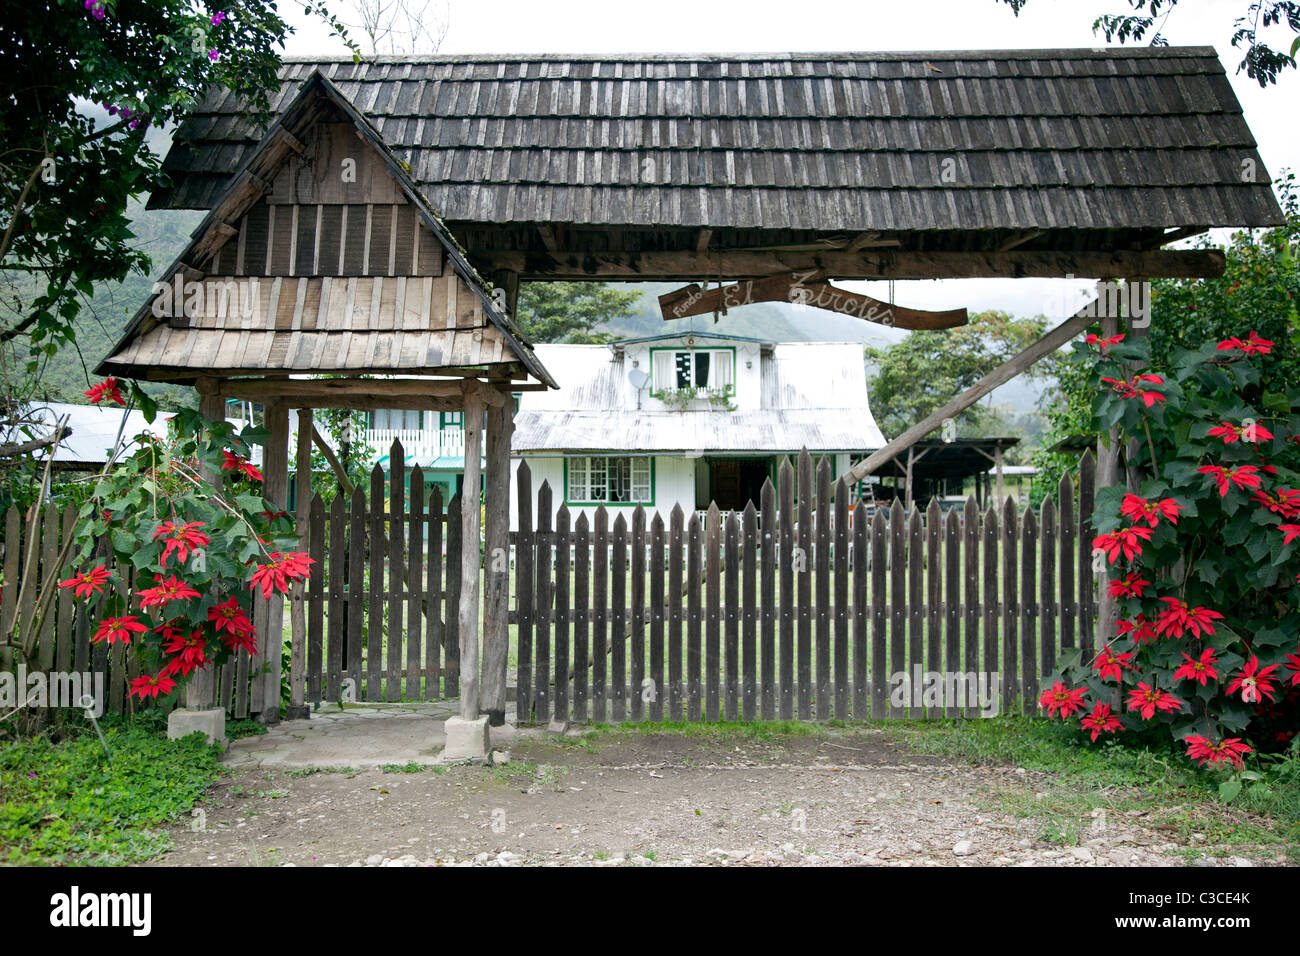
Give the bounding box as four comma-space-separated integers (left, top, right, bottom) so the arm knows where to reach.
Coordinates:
84, 0, 106, 21
212, 11, 227, 25
209, 49, 220, 61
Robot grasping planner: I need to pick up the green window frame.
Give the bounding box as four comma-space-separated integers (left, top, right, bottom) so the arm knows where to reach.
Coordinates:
564, 456, 655, 506
648, 346, 737, 395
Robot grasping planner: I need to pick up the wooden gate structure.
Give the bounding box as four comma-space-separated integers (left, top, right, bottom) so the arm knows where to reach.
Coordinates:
91, 48, 1282, 728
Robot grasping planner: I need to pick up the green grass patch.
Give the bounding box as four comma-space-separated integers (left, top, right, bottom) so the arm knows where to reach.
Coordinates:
0, 722, 223, 865
226, 719, 267, 740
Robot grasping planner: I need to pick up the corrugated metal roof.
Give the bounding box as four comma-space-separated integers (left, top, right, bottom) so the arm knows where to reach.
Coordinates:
513, 342, 885, 452
149, 49, 1284, 235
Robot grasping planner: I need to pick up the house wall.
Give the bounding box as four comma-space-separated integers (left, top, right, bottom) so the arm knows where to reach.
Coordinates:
509, 454, 697, 531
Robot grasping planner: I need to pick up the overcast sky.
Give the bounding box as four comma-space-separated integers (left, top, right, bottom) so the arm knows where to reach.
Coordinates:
278, 0, 1297, 326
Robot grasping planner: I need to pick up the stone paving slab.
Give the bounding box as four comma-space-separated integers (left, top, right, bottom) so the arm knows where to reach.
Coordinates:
224, 701, 521, 769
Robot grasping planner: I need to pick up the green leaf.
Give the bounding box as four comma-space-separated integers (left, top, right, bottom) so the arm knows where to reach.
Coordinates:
1218, 779, 1241, 803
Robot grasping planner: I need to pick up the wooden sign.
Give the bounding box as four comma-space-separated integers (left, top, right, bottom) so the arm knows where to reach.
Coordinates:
658, 269, 968, 330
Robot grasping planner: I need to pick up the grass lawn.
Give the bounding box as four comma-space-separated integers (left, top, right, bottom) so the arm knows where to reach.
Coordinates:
0, 713, 225, 865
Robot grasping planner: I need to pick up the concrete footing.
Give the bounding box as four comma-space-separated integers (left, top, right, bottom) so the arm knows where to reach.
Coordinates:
168, 707, 227, 748
438, 714, 490, 763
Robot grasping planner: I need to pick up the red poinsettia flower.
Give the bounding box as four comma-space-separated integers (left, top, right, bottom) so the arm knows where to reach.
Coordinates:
248, 551, 316, 599
151, 521, 211, 568
1100, 373, 1166, 407
1125, 682, 1184, 720
1208, 421, 1275, 444
1091, 526, 1154, 565
1119, 494, 1182, 528
84, 377, 125, 406
1080, 702, 1123, 742
221, 450, 264, 482
1280, 524, 1300, 546
160, 626, 207, 677
207, 597, 254, 637
92, 615, 148, 646
1196, 464, 1262, 497
128, 671, 177, 701
1108, 572, 1152, 599
1225, 656, 1280, 704
1038, 681, 1087, 719
1285, 650, 1300, 687
138, 574, 201, 609
1154, 598, 1224, 640
57, 565, 110, 599
1093, 646, 1136, 682
220, 625, 259, 656
1216, 331, 1274, 356
1251, 488, 1300, 518
1116, 613, 1158, 646
1184, 735, 1252, 770
1085, 333, 1125, 352
1173, 647, 1220, 686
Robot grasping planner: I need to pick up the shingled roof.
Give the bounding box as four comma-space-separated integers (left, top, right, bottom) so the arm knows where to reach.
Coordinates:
153, 48, 1284, 256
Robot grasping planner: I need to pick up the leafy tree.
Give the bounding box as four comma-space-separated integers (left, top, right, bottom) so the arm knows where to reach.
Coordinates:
864, 310, 1051, 441
515, 282, 643, 343
997, 0, 1300, 87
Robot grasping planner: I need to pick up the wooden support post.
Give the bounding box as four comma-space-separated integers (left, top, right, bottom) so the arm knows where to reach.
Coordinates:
481, 390, 513, 725
188, 382, 224, 712
260, 400, 290, 724
458, 383, 485, 718
286, 408, 313, 720
1094, 301, 1123, 655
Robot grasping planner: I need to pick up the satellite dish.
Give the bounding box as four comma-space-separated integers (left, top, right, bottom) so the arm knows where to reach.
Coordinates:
628, 368, 650, 390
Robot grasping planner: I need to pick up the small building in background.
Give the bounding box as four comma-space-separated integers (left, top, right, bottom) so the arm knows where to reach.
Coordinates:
509, 333, 887, 528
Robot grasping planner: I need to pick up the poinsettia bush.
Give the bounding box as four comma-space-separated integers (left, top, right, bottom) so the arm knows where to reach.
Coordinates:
56, 381, 312, 703
1042, 330, 1300, 774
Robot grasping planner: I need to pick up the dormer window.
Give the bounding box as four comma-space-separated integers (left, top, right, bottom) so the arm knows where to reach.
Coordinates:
651, 348, 734, 393
371, 409, 422, 430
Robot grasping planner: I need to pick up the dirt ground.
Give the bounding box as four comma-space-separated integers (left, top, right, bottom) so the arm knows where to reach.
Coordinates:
155, 728, 1281, 867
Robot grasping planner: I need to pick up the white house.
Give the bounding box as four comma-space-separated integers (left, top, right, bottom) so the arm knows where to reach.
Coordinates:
508, 333, 887, 528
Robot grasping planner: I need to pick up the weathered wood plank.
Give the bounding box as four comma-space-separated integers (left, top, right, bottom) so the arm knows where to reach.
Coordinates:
815, 457, 831, 720
1040, 496, 1058, 688
345, 488, 363, 700
650, 512, 665, 723
1021, 506, 1039, 717
573, 512, 590, 722
741, 501, 758, 722
630, 506, 646, 721
387, 442, 405, 701
686, 511, 702, 722
760, 481, 776, 721
870, 509, 888, 718
1002, 496, 1018, 716
0, 507, 19, 639
778, 459, 795, 719
926, 498, 942, 716
56, 508, 75, 675
406, 465, 424, 701
554, 504, 571, 723
944, 509, 961, 717
796, 450, 813, 720
724, 509, 739, 721
367, 465, 384, 701
852, 499, 868, 719
309, 493, 325, 702
1059, 471, 1076, 653
444, 493, 461, 698
515, 463, 533, 720
1078, 448, 1097, 659
534, 481, 553, 724
668, 505, 684, 722
907, 505, 923, 719
592, 506, 608, 722
983, 503, 999, 716
426, 486, 443, 699
482, 399, 513, 723
704, 503, 721, 722
832, 479, 849, 720
889, 501, 906, 719
611, 511, 627, 722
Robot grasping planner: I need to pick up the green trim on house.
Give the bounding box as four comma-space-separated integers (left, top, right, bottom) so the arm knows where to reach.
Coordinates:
563, 454, 656, 507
